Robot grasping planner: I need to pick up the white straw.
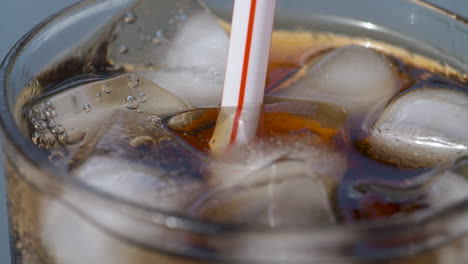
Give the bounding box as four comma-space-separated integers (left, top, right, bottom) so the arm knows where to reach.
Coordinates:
210, 0, 277, 153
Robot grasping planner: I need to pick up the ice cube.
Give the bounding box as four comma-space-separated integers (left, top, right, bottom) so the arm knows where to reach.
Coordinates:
39, 190, 194, 264
210, 137, 347, 188
108, 0, 229, 107
28, 74, 190, 164
108, 0, 226, 70
368, 87, 468, 168
194, 160, 336, 226
142, 67, 225, 107
70, 110, 206, 210
159, 11, 229, 71
40, 197, 143, 264
191, 135, 346, 226
73, 156, 203, 211
140, 10, 228, 107
272, 45, 399, 115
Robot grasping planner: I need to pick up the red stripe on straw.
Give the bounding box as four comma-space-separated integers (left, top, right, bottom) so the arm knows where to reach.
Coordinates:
229, 0, 258, 145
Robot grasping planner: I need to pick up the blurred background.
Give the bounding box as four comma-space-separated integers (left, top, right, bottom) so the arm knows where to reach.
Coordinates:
0, 0, 466, 262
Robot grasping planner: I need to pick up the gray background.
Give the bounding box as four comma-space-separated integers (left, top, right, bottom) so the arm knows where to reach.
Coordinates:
0, 0, 466, 263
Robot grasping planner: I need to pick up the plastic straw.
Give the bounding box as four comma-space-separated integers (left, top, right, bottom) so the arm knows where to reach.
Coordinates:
210, 0, 277, 153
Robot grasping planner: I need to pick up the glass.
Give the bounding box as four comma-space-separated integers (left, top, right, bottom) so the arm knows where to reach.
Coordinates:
1, 0, 468, 263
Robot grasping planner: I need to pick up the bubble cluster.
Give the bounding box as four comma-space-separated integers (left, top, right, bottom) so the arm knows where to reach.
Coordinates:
29, 100, 86, 150
29, 101, 67, 148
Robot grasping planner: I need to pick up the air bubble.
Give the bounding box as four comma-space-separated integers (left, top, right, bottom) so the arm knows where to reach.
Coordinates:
48, 120, 57, 128
152, 30, 168, 45
59, 128, 86, 145
123, 11, 136, 24
124, 96, 139, 110
101, 83, 112, 94
127, 74, 140, 89
45, 101, 55, 110
83, 104, 92, 113
138, 92, 146, 103
96, 92, 103, 103
118, 45, 129, 54
34, 120, 47, 130
51, 124, 65, 134
38, 111, 47, 121
31, 107, 47, 121
45, 109, 57, 119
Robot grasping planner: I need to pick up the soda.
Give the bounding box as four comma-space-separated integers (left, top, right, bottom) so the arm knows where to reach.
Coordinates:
4, 0, 468, 264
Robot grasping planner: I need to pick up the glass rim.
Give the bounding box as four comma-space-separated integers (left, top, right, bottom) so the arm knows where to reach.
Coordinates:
1, 0, 468, 258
